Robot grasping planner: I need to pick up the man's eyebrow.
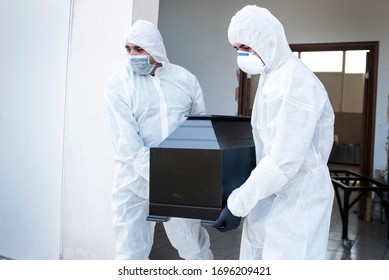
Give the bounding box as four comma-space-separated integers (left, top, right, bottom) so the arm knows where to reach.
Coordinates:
233, 44, 247, 49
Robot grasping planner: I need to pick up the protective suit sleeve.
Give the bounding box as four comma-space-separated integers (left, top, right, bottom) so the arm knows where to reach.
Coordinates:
228, 78, 326, 217
104, 73, 150, 182
189, 78, 206, 115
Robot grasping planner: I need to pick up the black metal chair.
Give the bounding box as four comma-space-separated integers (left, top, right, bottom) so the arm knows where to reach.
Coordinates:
330, 169, 389, 249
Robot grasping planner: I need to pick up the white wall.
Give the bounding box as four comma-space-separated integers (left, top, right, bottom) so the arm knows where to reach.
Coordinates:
132, 0, 160, 24
60, 0, 131, 260
159, 0, 262, 116
0, 0, 71, 259
61, 0, 160, 260
159, 0, 389, 174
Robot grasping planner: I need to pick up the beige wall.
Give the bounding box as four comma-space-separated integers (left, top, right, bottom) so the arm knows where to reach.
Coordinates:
334, 113, 363, 145
317, 72, 365, 114
316, 72, 364, 145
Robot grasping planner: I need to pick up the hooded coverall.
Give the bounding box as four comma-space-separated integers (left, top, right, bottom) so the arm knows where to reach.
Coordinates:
105, 20, 213, 260
227, 6, 335, 259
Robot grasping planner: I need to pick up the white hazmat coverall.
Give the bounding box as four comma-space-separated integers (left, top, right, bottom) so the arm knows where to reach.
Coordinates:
227, 6, 335, 259
105, 20, 213, 260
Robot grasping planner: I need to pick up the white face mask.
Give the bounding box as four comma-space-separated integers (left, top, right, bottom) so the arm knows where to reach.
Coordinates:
128, 55, 156, 75
236, 50, 266, 75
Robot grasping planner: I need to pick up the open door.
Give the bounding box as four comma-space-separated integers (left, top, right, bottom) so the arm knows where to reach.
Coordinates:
237, 41, 379, 179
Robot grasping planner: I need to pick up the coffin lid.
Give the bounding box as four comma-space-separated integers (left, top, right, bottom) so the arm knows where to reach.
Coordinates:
156, 115, 254, 150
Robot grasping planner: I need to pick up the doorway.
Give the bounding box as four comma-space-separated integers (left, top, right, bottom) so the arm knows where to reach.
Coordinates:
237, 41, 379, 178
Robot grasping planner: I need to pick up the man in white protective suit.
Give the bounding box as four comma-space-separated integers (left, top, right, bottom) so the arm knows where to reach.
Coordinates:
105, 20, 213, 260
212, 6, 335, 259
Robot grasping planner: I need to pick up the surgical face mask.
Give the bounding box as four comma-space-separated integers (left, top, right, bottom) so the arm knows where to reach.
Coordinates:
236, 50, 266, 75
128, 55, 156, 75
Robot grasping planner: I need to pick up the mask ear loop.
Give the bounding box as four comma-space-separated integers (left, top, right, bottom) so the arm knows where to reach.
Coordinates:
252, 52, 266, 66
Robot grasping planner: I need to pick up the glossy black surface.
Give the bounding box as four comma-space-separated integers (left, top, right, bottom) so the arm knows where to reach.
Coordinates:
148, 115, 256, 223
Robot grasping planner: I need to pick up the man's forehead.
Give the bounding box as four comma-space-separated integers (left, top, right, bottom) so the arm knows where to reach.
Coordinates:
125, 43, 146, 52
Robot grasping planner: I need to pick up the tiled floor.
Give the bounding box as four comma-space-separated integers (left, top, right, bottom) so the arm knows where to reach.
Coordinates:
150, 181, 389, 260
1, 193, 388, 261
2, 167, 388, 261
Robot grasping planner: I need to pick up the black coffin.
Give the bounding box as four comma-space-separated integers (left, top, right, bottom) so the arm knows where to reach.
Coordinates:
147, 115, 256, 225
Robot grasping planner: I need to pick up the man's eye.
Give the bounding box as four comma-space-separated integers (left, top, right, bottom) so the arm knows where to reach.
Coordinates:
135, 47, 144, 52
